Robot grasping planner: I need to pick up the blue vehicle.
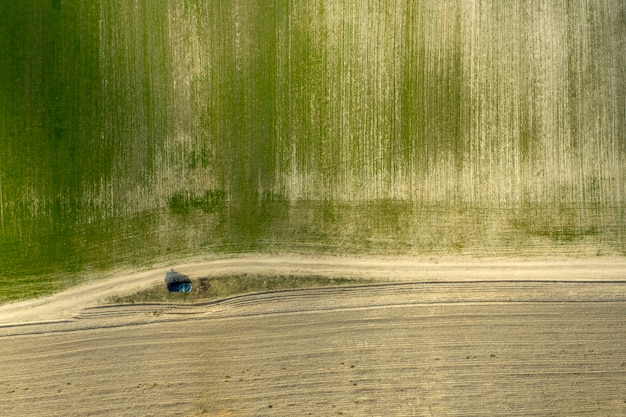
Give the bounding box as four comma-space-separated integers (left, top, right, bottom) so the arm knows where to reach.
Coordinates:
165, 269, 193, 293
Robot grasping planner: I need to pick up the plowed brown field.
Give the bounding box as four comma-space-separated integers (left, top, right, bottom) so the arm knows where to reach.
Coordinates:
1, 257, 625, 416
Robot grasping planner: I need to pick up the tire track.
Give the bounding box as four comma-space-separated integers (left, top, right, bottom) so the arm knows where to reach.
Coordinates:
2, 280, 625, 337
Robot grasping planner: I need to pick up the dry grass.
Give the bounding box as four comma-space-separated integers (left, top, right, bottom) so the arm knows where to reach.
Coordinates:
107, 273, 370, 304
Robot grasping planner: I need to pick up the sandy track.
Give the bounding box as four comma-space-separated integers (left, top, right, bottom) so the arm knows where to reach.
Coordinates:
1, 255, 625, 325
0, 256, 625, 416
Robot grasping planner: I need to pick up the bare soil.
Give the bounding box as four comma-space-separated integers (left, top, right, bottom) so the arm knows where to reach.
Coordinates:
0, 255, 625, 416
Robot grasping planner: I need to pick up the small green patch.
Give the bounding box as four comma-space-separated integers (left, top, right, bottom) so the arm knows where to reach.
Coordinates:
107, 274, 370, 304
0, 271, 88, 303
534, 226, 599, 243
168, 189, 227, 215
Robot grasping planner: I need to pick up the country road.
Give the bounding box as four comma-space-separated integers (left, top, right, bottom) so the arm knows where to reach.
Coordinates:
1, 255, 625, 325
0, 256, 625, 416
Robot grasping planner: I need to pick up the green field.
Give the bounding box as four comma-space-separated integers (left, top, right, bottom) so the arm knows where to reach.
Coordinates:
0, 1, 624, 301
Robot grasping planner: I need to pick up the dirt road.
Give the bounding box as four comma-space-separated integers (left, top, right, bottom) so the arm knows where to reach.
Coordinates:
0, 256, 625, 416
